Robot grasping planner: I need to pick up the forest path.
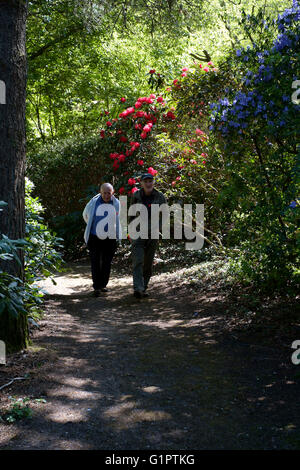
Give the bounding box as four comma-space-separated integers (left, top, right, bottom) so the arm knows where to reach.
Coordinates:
0, 259, 299, 450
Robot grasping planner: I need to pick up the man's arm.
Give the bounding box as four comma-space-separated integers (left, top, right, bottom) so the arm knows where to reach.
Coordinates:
82, 201, 90, 224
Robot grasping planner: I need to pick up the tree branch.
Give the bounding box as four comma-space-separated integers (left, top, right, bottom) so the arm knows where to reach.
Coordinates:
28, 25, 83, 60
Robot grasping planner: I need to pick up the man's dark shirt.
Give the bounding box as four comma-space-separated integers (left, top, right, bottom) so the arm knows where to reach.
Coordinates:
140, 189, 155, 216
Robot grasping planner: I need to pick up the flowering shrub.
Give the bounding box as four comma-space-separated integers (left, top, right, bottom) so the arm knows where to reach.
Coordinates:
94, 1, 299, 290
98, 88, 175, 195
207, 2, 300, 288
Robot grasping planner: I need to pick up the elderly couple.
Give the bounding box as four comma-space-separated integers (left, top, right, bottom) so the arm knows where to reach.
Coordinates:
83, 173, 166, 299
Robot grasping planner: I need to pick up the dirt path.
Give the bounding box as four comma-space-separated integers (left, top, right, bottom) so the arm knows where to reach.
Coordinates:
0, 259, 299, 450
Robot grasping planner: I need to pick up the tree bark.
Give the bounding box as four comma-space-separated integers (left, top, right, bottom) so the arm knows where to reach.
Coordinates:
0, 0, 28, 351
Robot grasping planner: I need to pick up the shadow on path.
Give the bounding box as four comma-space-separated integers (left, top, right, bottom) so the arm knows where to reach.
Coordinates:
0, 260, 299, 450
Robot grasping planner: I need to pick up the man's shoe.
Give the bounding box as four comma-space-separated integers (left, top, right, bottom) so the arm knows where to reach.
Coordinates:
101, 287, 108, 292
142, 291, 149, 297
134, 291, 143, 299
93, 289, 100, 297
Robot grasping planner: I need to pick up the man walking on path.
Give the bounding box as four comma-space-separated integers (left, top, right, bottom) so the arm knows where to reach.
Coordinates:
129, 173, 166, 299
83, 183, 121, 297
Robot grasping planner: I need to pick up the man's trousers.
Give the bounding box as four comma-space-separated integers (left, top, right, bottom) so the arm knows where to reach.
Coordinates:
87, 234, 117, 290
131, 238, 158, 293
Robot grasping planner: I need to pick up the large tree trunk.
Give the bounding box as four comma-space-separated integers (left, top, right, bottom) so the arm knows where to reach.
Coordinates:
0, 0, 28, 352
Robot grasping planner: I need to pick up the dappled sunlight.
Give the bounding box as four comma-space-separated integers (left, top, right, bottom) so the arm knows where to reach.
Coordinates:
130, 319, 184, 329
46, 404, 88, 423
63, 377, 92, 388
129, 316, 220, 330
103, 400, 171, 431
4, 254, 299, 449
48, 386, 102, 401
142, 386, 162, 394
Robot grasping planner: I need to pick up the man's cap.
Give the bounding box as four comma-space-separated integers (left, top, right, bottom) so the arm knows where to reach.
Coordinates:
140, 173, 154, 181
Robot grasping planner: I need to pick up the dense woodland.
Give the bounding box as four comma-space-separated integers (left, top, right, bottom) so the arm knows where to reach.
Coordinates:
0, 0, 299, 352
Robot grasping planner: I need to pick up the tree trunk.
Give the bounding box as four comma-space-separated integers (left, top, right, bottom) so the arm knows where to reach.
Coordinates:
0, 0, 28, 352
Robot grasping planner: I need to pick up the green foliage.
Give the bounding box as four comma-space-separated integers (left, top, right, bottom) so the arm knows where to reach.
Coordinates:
51, 211, 86, 260
24, 178, 64, 317
27, 134, 108, 219
154, 1, 300, 291
25, 0, 298, 294
0, 179, 64, 323
27, 0, 289, 151
0, 202, 28, 319
25, 178, 64, 280
0, 397, 32, 424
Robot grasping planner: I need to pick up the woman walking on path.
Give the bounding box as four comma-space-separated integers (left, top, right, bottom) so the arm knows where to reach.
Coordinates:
83, 183, 121, 297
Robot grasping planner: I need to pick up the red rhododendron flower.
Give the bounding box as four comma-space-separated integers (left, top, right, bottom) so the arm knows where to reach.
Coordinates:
104, 110, 109, 115
129, 141, 137, 147
131, 187, 138, 193
135, 110, 145, 118
119, 187, 125, 194
119, 107, 135, 118
176, 176, 181, 180
149, 69, 156, 74
196, 128, 204, 135
141, 132, 147, 139
149, 94, 156, 99
106, 121, 112, 127
147, 167, 157, 176
181, 72, 187, 77
182, 67, 189, 72
157, 96, 164, 103
171, 181, 176, 187
128, 178, 136, 186
100, 130, 105, 138
128, 142, 140, 152
166, 111, 176, 120
120, 97, 126, 102
203, 67, 209, 72
143, 124, 152, 133
119, 136, 128, 143
118, 154, 126, 162
137, 159, 144, 166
